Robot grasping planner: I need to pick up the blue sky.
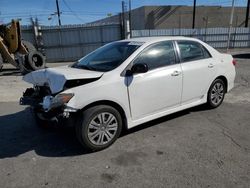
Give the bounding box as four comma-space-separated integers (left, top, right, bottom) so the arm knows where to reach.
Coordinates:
0, 0, 247, 25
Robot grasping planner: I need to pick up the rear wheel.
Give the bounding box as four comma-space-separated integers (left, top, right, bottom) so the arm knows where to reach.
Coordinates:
207, 79, 226, 108
76, 105, 122, 151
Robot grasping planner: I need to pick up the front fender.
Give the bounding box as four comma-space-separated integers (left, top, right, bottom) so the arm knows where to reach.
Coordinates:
64, 77, 131, 119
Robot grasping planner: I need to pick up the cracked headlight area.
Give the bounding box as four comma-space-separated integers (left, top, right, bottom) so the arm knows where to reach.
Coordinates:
42, 93, 74, 111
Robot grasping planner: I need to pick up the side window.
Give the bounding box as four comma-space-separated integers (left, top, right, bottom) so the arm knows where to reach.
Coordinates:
202, 46, 212, 59
133, 41, 176, 70
177, 41, 209, 62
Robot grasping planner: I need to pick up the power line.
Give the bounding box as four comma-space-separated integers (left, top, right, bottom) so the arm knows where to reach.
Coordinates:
62, 0, 86, 22
0, 10, 117, 15
200, 1, 233, 5
0, 11, 114, 18
50, 15, 56, 26
1, 11, 52, 15
0, 13, 114, 20
0, 14, 52, 19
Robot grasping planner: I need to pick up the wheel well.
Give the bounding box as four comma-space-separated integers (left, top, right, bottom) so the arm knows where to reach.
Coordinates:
81, 100, 128, 130
216, 76, 228, 92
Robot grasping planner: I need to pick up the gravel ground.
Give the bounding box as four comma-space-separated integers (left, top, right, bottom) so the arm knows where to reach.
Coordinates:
0, 51, 249, 188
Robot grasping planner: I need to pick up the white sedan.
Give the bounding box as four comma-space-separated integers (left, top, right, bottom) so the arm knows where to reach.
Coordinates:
20, 37, 236, 151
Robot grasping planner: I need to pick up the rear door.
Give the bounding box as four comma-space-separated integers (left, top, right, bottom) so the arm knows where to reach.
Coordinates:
176, 40, 216, 104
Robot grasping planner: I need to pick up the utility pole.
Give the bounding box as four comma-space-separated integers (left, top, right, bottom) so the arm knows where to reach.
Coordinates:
121, 1, 126, 39
227, 0, 235, 50
192, 0, 196, 29
203, 16, 209, 42
56, 0, 62, 26
129, 0, 132, 37
245, 0, 250, 27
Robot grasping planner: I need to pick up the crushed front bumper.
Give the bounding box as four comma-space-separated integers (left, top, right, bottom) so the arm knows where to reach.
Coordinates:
20, 87, 49, 106
20, 88, 77, 126
20, 95, 40, 106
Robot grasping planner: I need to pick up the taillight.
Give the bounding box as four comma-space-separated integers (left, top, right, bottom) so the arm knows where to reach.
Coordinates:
232, 59, 237, 66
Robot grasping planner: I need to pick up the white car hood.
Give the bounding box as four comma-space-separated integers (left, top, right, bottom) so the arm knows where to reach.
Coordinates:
23, 65, 103, 94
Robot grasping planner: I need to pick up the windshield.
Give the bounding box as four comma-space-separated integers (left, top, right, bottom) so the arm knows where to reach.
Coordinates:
72, 41, 142, 72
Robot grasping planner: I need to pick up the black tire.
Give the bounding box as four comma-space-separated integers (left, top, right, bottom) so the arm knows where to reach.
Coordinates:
75, 105, 122, 151
25, 50, 46, 71
22, 40, 38, 72
22, 41, 46, 71
207, 79, 226, 108
22, 40, 36, 52
19, 59, 32, 75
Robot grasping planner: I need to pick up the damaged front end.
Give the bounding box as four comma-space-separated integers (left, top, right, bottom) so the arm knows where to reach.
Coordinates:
20, 86, 76, 126
20, 86, 51, 106
20, 65, 103, 126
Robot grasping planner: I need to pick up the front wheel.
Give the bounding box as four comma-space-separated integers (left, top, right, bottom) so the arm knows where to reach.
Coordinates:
76, 105, 122, 151
207, 79, 226, 108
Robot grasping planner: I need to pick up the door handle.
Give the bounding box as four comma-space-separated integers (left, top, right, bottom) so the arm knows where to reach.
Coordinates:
171, 70, 181, 76
208, 63, 214, 68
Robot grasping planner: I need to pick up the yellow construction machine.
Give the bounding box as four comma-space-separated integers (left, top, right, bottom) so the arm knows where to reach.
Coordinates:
0, 20, 46, 74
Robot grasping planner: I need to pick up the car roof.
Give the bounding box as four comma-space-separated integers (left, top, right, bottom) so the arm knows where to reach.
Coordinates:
122, 36, 200, 44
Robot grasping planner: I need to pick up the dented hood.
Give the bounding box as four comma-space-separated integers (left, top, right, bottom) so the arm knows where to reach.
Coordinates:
23, 66, 103, 94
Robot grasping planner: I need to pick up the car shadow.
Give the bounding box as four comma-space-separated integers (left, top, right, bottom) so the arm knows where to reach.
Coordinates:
0, 105, 210, 158
121, 104, 210, 137
0, 107, 87, 159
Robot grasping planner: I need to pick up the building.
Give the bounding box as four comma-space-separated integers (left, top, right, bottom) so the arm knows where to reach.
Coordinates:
90, 5, 249, 29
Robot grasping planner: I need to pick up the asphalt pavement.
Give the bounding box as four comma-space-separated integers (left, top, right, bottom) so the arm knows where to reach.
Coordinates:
0, 52, 249, 188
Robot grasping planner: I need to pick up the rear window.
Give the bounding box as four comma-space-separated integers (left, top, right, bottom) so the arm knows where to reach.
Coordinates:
177, 41, 211, 62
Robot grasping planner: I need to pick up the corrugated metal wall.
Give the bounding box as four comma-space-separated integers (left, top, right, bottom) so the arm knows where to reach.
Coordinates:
132, 27, 250, 48
22, 25, 250, 62
21, 24, 121, 62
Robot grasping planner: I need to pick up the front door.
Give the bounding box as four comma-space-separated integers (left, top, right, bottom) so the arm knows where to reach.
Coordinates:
126, 41, 182, 120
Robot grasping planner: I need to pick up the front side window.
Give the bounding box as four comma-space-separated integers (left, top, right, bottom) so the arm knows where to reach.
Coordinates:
72, 41, 142, 72
133, 41, 176, 70
177, 41, 210, 62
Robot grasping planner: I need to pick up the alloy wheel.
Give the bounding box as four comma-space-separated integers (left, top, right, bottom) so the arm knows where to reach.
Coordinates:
87, 112, 118, 146
210, 82, 224, 105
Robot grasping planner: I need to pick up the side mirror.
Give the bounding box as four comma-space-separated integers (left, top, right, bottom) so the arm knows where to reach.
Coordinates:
128, 63, 148, 75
